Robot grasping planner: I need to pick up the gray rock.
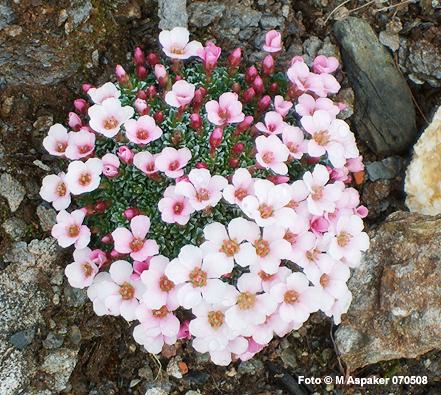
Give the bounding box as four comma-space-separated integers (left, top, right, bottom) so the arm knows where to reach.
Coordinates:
63, 283, 88, 307
36, 204, 57, 232
42, 332, 64, 349
65, 0, 92, 33
9, 328, 36, 350
237, 359, 264, 375
145, 387, 170, 395
366, 156, 404, 181
158, 0, 188, 29
334, 17, 417, 155
166, 356, 183, 378
28, 237, 62, 270
3, 242, 35, 266
259, 14, 285, 30
336, 212, 441, 369
40, 348, 78, 392
0, 173, 26, 212
219, 5, 261, 43
2, 217, 27, 241
188, 2, 225, 28
0, 2, 15, 30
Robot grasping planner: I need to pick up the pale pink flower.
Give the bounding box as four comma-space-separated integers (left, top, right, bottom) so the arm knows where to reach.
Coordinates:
65, 247, 98, 289
282, 125, 306, 160
241, 179, 295, 227
224, 273, 277, 332
241, 225, 292, 274
270, 271, 321, 326
303, 164, 343, 215
236, 337, 265, 362
39, 173, 71, 211
287, 62, 317, 94
201, 218, 259, 270
251, 310, 294, 345
255, 111, 285, 135
286, 179, 310, 211
51, 209, 90, 248
190, 301, 237, 354
205, 92, 245, 126
263, 30, 282, 53
140, 255, 180, 310
87, 272, 117, 316
68, 112, 82, 131
43, 124, 69, 156
197, 41, 221, 71
65, 129, 95, 159
295, 93, 340, 118
124, 115, 163, 145
88, 98, 134, 138
133, 151, 157, 175
174, 168, 227, 211
65, 157, 102, 195
346, 156, 365, 172
255, 135, 290, 175
133, 303, 180, 354
158, 185, 195, 225
209, 336, 249, 366
328, 214, 369, 264
155, 147, 192, 178
111, 215, 159, 261
317, 73, 341, 97
159, 27, 203, 60
87, 82, 120, 104
250, 266, 291, 293
274, 96, 293, 117
165, 80, 195, 107
165, 245, 230, 309
222, 168, 255, 206
101, 153, 120, 177
312, 55, 339, 74
324, 288, 352, 324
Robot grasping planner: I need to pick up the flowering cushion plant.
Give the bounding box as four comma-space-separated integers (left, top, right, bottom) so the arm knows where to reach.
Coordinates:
40, 28, 369, 366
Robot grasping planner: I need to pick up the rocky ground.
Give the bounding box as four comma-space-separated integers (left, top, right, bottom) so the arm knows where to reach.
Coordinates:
1, 0, 441, 394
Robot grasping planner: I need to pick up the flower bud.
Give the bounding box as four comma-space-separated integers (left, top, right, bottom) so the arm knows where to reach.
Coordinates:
115, 65, 129, 85
269, 82, 279, 94
123, 207, 140, 220
136, 90, 147, 100
189, 113, 202, 129
195, 162, 208, 169
74, 99, 88, 114
154, 111, 164, 123
95, 201, 107, 212
262, 55, 275, 76
175, 75, 183, 81
229, 157, 239, 168
232, 142, 245, 154
68, 112, 82, 131
257, 95, 271, 112
242, 87, 256, 103
133, 47, 145, 66
146, 85, 157, 98
90, 249, 108, 268
209, 127, 223, 150
267, 175, 290, 184
110, 249, 123, 259
135, 98, 149, 115
101, 234, 113, 244
245, 66, 258, 83
135, 65, 148, 80
82, 83, 93, 94
252, 75, 264, 94
117, 146, 134, 164
235, 115, 254, 134
147, 52, 160, 66
177, 320, 191, 340
231, 82, 241, 94
228, 48, 242, 68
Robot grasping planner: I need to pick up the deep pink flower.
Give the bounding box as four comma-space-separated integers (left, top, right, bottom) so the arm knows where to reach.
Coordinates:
312, 55, 339, 74
197, 41, 221, 72
158, 185, 195, 225
165, 80, 195, 108
124, 115, 163, 145
205, 92, 245, 126
102, 153, 120, 178
112, 215, 159, 261
52, 209, 90, 248
43, 124, 69, 156
159, 27, 202, 60
40, 172, 71, 211
155, 147, 192, 178
263, 30, 282, 53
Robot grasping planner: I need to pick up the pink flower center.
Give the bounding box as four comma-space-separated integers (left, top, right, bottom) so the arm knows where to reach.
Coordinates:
207, 310, 224, 328
305, 248, 320, 262
82, 263, 93, 277
254, 239, 270, 257
56, 182, 67, 197
284, 230, 297, 245
56, 142, 67, 153
258, 203, 273, 219
267, 123, 276, 133
314, 131, 331, 146
237, 291, 256, 310
311, 186, 323, 201
169, 160, 180, 171
159, 275, 175, 292
67, 225, 80, 238
130, 238, 144, 252
218, 108, 230, 120
286, 142, 298, 153
104, 117, 118, 130
79, 145, 92, 154
196, 188, 210, 202
136, 129, 149, 140
286, 199, 298, 209
258, 270, 275, 282
284, 290, 299, 304
189, 267, 207, 288
79, 172, 92, 186
262, 152, 274, 164
337, 231, 351, 247
234, 188, 248, 201
152, 305, 169, 318
220, 239, 239, 257
119, 282, 135, 300
173, 201, 184, 214
146, 162, 155, 172
320, 274, 330, 287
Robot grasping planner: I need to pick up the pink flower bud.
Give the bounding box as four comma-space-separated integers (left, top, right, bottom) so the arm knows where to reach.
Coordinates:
257, 95, 271, 112
177, 320, 191, 340
82, 83, 93, 94
110, 249, 123, 259
228, 48, 242, 68
135, 98, 149, 115
123, 207, 140, 220
95, 201, 107, 212
267, 175, 290, 184
252, 75, 264, 94
209, 127, 223, 149
198, 41, 221, 73
245, 66, 258, 83
154, 64, 166, 79
229, 157, 239, 168
147, 52, 160, 66
117, 146, 134, 164
262, 55, 275, 75
356, 205, 369, 218
243, 87, 256, 103
232, 82, 241, 94
133, 47, 145, 66
146, 85, 157, 98
115, 65, 129, 85
101, 234, 113, 244
236, 115, 254, 133
90, 249, 108, 268
232, 142, 245, 154
154, 111, 164, 123
190, 113, 202, 129
68, 112, 82, 131
74, 99, 88, 114
195, 162, 208, 169
310, 216, 330, 234
136, 90, 147, 100
135, 65, 148, 80
131, 259, 150, 280
269, 82, 279, 94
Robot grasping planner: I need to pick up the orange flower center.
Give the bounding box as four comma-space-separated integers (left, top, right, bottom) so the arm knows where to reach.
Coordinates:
258, 203, 273, 219
286, 199, 298, 209
57, 142, 67, 153
262, 152, 274, 164
234, 187, 248, 201
68, 225, 80, 238
311, 186, 323, 201
258, 270, 275, 281
159, 275, 175, 292
220, 239, 239, 257
171, 46, 185, 55
79, 145, 92, 154
314, 130, 330, 146
82, 263, 93, 277
136, 129, 149, 140
173, 201, 184, 214
79, 172, 92, 186
284, 290, 299, 304
189, 267, 207, 288
237, 291, 256, 310
196, 188, 209, 202
320, 273, 330, 287
104, 117, 118, 130
305, 248, 320, 262
254, 239, 270, 257
207, 310, 225, 329
284, 230, 297, 245
337, 231, 351, 247
56, 182, 67, 197
119, 282, 135, 300
286, 142, 298, 153
152, 305, 169, 318
130, 238, 144, 252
